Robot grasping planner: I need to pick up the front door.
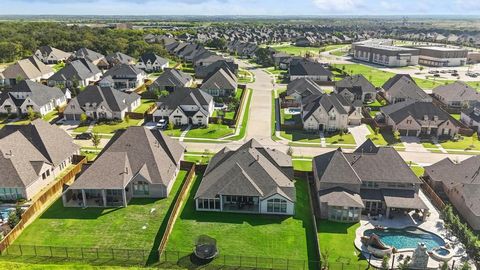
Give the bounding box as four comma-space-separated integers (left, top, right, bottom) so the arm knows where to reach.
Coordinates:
319, 124, 324, 131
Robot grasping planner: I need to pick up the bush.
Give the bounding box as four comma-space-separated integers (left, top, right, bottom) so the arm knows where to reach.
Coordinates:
7, 211, 19, 229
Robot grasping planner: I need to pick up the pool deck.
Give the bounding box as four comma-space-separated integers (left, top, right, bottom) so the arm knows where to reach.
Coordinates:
354, 190, 476, 269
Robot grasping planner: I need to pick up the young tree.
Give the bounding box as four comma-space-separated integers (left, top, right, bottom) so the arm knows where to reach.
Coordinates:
393, 130, 401, 142
125, 114, 130, 124
7, 211, 19, 229
80, 113, 88, 123
168, 121, 174, 131
27, 107, 36, 121
374, 127, 380, 138
15, 205, 24, 220
339, 129, 345, 141
91, 133, 101, 149
381, 255, 390, 270
286, 146, 293, 156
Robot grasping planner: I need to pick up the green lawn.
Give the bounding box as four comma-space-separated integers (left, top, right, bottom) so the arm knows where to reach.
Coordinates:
238, 69, 254, 83
6, 119, 31, 126
293, 160, 313, 172
366, 125, 403, 148
408, 163, 425, 177
0, 260, 154, 270
228, 88, 253, 141
134, 99, 155, 113
42, 110, 59, 122
52, 62, 65, 72
422, 135, 480, 151
450, 114, 461, 120
14, 171, 188, 252
166, 176, 318, 265
272, 44, 347, 57
280, 130, 321, 143
186, 123, 234, 139
325, 133, 356, 145
317, 221, 368, 269
183, 153, 213, 164
74, 119, 143, 134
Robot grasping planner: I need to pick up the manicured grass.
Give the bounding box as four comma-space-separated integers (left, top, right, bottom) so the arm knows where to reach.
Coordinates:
183, 154, 213, 164
74, 119, 143, 134
408, 162, 425, 177
317, 221, 368, 268
15, 171, 188, 252
325, 133, 356, 145
52, 62, 65, 72
366, 125, 403, 147
166, 176, 318, 264
42, 110, 59, 122
186, 124, 234, 139
450, 114, 461, 120
273, 45, 322, 56
293, 160, 313, 172
0, 260, 155, 270
164, 127, 185, 137
134, 99, 155, 113
238, 69, 254, 83
280, 130, 321, 143
6, 119, 31, 126
228, 88, 253, 141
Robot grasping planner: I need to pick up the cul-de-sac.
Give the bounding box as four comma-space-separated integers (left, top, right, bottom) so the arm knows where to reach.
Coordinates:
0, 2, 480, 270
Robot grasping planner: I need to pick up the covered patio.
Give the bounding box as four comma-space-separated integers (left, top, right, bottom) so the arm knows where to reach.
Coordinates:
383, 189, 429, 221
62, 188, 128, 208
221, 195, 260, 213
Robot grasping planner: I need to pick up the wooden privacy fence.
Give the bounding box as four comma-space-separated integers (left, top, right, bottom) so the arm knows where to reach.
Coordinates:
232, 87, 250, 129
420, 177, 446, 211
0, 155, 87, 252
157, 162, 196, 256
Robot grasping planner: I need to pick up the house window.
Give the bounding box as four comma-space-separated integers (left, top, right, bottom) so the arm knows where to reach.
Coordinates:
267, 198, 287, 213
197, 197, 220, 210
133, 181, 149, 195
42, 172, 47, 180
0, 188, 22, 200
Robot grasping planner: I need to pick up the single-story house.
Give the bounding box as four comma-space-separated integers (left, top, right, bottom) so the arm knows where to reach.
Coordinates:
433, 81, 480, 111
48, 59, 102, 89
63, 85, 140, 121
136, 53, 169, 72
382, 74, 431, 104
381, 100, 460, 137
195, 139, 296, 215
289, 60, 333, 82
149, 68, 193, 93
0, 119, 79, 201
34, 46, 71, 64
153, 87, 214, 126
62, 126, 184, 208
200, 68, 238, 97
1, 56, 54, 86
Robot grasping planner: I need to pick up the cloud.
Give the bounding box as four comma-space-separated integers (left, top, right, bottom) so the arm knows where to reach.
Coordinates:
311, 0, 363, 12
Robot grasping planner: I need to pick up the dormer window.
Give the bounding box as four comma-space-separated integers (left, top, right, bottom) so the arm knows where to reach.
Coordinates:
423, 115, 429, 121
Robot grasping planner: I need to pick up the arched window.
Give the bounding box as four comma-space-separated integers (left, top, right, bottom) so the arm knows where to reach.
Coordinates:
267, 198, 287, 213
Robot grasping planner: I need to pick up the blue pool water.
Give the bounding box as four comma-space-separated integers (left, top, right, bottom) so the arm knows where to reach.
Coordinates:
0, 207, 14, 221
364, 227, 445, 250
435, 248, 451, 256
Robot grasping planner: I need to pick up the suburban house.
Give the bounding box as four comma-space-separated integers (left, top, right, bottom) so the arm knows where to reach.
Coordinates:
302, 93, 362, 132
284, 78, 324, 107
352, 44, 419, 67
63, 85, 140, 121
99, 64, 147, 92
382, 74, 431, 104
34, 46, 71, 64
200, 68, 238, 97
136, 53, 169, 72
48, 59, 102, 88
424, 156, 480, 230
98, 52, 136, 70
335, 75, 377, 103
195, 60, 238, 79
289, 60, 333, 82
192, 50, 224, 67
381, 100, 460, 137
69, 48, 105, 65
149, 68, 193, 93
62, 127, 184, 208
314, 140, 427, 222
7, 80, 67, 116
433, 81, 480, 111
195, 139, 296, 215
0, 91, 18, 115
460, 102, 480, 133
0, 119, 79, 201
1, 56, 54, 86
153, 87, 214, 126
417, 47, 468, 67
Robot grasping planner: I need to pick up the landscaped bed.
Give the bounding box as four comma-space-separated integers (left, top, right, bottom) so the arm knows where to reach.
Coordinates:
13, 171, 189, 254
165, 176, 318, 266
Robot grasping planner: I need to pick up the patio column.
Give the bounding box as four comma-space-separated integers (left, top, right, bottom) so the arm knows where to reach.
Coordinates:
81, 189, 86, 207
423, 210, 429, 221
122, 189, 128, 207
386, 207, 390, 219
102, 190, 107, 207
220, 196, 223, 211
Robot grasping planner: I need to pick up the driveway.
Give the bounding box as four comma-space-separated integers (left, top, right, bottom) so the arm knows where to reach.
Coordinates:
401, 136, 429, 153
348, 124, 371, 147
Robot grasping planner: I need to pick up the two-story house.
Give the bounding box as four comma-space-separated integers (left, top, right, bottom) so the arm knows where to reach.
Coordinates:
99, 64, 147, 92
433, 81, 480, 111
48, 59, 102, 89
136, 53, 169, 72
335, 74, 377, 104
34, 46, 71, 64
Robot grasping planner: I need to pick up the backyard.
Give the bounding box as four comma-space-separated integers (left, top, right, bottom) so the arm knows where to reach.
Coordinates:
12, 171, 189, 262
317, 221, 369, 269
134, 99, 156, 114
165, 176, 318, 268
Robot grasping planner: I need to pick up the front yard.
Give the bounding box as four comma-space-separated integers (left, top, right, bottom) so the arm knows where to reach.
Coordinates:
74, 119, 143, 134
317, 221, 368, 269
422, 135, 480, 151
166, 176, 318, 266
186, 123, 234, 139
14, 171, 188, 255
134, 99, 156, 114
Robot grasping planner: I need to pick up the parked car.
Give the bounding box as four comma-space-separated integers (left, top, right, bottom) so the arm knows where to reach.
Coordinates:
433, 74, 441, 77
75, 132, 93, 140
157, 119, 168, 130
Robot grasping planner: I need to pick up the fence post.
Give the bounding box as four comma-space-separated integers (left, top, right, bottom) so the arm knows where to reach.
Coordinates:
96, 248, 99, 259
33, 245, 37, 256
19, 245, 22, 256
111, 248, 114, 260
49, 246, 53, 257
81, 247, 84, 259
65, 246, 68, 258
287, 259, 289, 270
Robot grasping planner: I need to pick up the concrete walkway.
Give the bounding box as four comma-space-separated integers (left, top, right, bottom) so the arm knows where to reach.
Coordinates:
178, 124, 191, 142
319, 132, 326, 147
348, 124, 371, 147
432, 138, 448, 153
401, 136, 430, 153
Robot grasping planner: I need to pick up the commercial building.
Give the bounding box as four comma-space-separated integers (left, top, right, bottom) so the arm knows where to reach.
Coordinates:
417, 47, 468, 67
353, 44, 419, 67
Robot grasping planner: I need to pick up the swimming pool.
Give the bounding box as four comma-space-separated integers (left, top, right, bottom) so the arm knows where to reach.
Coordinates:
0, 207, 15, 221
364, 227, 445, 250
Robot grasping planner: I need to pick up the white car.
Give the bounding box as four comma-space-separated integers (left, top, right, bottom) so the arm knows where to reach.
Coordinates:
157, 119, 168, 130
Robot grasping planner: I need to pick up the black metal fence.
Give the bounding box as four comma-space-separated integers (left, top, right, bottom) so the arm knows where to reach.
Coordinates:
160, 250, 319, 270
3, 244, 147, 263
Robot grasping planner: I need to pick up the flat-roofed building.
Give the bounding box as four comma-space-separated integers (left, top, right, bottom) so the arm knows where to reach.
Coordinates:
353, 44, 419, 67
417, 46, 468, 67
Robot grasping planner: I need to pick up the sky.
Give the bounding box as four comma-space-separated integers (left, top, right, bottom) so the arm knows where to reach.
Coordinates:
0, 0, 478, 16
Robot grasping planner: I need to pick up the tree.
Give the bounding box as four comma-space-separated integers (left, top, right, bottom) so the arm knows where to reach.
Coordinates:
7, 211, 19, 229
125, 114, 130, 124
168, 121, 174, 130
381, 255, 390, 270
80, 113, 88, 123
27, 107, 36, 121
471, 132, 478, 148
440, 262, 448, 270
458, 261, 472, 270
339, 129, 345, 141
254, 48, 274, 67
286, 146, 293, 156
393, 130, 401, 141
419, 66, 424, 72
374, 127, 380, 138
91, 133, 101, 149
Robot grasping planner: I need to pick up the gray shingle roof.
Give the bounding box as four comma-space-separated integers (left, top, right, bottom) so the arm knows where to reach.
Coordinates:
200, 68, 237, 91
157, 87, 212, 114
319, 187, 364, 208
195, 139, 295, 201
335, 74, 376, 95
10, 80, 64, 107
383, 75, 430, 101
138, 53, 168, 67
105, 52, 135, 66
70, 127, 184, 189
302, 93, 349, 121
151, 69, 192, 89
49, 59, 101, 81
381, 100, 457, 125
289, 61, 333, 77
72, 48, 105, 63
70, 85, 139, 113
103, 64, 145, 78
2, 56, 53, 80
433, 81, 480, 103
286, 78, 324, 97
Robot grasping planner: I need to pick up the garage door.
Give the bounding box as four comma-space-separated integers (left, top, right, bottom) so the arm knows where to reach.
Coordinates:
399, 129, 408, 136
